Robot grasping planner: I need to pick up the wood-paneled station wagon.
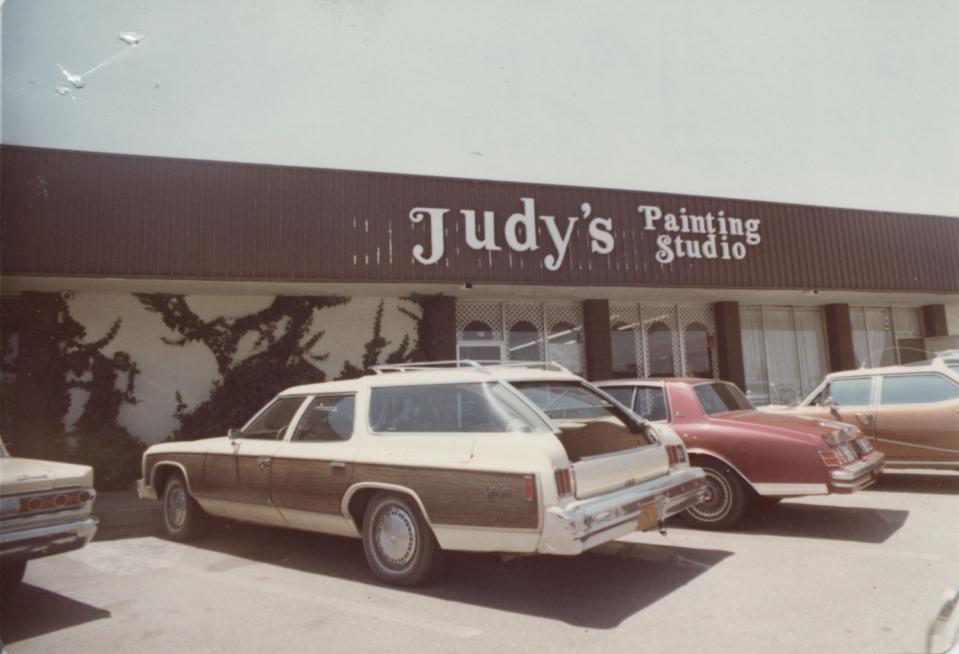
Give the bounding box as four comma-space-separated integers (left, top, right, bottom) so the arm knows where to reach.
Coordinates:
595, 379, 885, 530
139, 362, 707, 585
776, 352, 959, 470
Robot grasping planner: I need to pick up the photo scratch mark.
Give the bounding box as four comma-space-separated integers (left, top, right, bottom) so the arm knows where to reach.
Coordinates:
55, 32, 145, 95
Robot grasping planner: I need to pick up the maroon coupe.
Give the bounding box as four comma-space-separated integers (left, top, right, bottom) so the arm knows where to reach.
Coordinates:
596, 378, 885, 529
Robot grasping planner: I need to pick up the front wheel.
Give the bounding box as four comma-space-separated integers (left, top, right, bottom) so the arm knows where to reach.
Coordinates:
684, 461, 749, 530
162, 473, 204, 542
362, 493, 443, 586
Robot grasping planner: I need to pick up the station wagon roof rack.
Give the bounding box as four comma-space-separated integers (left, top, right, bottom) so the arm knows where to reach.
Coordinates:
371, 360, 574, 375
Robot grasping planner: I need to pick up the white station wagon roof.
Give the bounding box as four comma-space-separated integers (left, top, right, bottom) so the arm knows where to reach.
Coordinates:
278, 362, 583, 396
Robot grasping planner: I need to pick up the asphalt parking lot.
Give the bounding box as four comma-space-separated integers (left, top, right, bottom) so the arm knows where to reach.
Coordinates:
2, 470, 957, 654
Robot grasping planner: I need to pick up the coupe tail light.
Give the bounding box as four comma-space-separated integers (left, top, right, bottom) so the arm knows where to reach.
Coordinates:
819, 445, 857, 467
554, 468, 573, 497
666, 444, 687, 466
852, 438, 874, 455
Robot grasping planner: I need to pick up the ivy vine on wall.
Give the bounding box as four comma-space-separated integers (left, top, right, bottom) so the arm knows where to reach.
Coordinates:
137, 294, 352, 439
2, 293, 145, 490
337, 299, 419, 379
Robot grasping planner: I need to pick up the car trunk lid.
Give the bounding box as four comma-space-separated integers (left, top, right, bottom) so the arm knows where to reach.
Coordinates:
509, 380, 670, 500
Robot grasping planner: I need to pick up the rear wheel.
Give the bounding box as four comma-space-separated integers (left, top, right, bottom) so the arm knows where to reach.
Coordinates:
362, 493, 442, 586
684, 461, 749, 530
162, 473, 204, 542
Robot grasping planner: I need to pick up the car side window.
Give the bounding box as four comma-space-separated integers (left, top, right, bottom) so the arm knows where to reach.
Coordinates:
634, 387, 668, 422
603, 386, 635, 409
291, 395, 355, 442
820, 378, 872, 406
880, 374, 959, 406
241, 397, 306, 440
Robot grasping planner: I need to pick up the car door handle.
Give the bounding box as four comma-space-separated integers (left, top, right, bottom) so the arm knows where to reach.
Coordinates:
256, 456, 272, 469
329, 461, 347, 469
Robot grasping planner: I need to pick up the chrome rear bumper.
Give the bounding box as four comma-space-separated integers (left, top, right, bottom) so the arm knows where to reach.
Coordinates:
0, 515, 99, 562
538, 467, 707, 555
830, 451, 885, 491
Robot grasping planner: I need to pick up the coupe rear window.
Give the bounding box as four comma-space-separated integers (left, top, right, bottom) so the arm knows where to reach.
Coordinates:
694, 382, 754, 415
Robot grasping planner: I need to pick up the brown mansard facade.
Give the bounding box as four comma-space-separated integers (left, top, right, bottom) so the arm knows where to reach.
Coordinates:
1, 145, 957, 453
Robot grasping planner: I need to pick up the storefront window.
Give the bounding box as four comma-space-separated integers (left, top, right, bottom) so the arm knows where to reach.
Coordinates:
508, 321, 540, 362
548, 321, 583, 374
683, 322, 712, 378
741, 305, 829, 406
610, 320, 639, 378
740, 306, 770, 405
462, 320, 494, 341
647, 321, 674, 378
456, 302, 584, 372
610, 303, 717, 380
850, 306, 924, 367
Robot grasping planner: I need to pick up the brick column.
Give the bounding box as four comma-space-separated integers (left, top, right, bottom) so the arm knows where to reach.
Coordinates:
582, 299, 613, 381
921, 304, 949, 338
9, 292, 62, 458
413, 295, 456, 361
713, 301, 746, 391
824, 303, 857, 371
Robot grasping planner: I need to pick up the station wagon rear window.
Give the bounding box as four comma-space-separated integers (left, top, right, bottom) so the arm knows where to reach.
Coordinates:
368, 382, 551, 433
511, 381, 653, 461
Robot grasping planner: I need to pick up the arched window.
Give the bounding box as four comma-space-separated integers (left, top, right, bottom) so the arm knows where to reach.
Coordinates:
462, 320, 494, 341
647, 321, 675, 378
508, 320, 540, 362
610, 321, 639, 378
684, 322, 712, 378
548, 321, 582, 373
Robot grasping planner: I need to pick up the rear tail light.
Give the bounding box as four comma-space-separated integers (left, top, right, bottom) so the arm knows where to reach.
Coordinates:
666, 444, 687, 466
819, 444, 857, 467
554, 468, 573, 497
524, 475, 536, 502
852, 438, 874, 455
18, 489, 95, 515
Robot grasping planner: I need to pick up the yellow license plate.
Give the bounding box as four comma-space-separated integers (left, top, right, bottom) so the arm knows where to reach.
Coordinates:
637, 503, 658, 532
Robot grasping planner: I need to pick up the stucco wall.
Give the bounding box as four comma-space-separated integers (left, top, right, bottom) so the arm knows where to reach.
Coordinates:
60, 293, 420, 444
947, 304, 959, 337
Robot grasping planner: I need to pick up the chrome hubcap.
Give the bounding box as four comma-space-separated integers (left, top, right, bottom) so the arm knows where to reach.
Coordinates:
375, 506, 416, 568
689, 470, 732, 522
166, 484, 187, 529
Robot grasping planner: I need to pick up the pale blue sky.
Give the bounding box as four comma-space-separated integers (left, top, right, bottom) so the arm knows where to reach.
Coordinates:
3, 0, 958, 216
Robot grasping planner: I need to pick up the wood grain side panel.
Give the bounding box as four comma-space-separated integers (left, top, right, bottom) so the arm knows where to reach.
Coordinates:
233, 456, 273, 506
197, 453, 237, 499
270, 458, 352, 514
352, 464, 538, 529
145, 453, 205, 493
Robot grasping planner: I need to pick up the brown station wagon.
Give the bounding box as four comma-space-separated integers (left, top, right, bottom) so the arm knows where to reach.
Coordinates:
778, 352, 959, 470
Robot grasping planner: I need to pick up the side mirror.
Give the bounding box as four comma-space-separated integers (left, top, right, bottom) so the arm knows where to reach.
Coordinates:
227, 428, 242, 442
822, 397, 842, 419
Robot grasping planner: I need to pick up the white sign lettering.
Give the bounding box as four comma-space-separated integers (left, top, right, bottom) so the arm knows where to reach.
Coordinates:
409, 197, 614, 271
408, 199, 763, 270
637, 205, 762, 264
